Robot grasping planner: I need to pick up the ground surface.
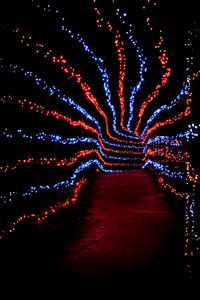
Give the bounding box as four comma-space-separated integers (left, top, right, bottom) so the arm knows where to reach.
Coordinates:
57, 169, 185, 293
1, 169, 195, 296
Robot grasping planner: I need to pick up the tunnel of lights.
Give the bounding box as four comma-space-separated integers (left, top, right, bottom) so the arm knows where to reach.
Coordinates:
0, 0, 200, 278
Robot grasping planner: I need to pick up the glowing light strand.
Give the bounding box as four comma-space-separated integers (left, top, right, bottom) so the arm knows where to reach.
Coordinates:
92, 0, 131, 133
112, 0, 148, 131
1, 97, 144, 161
0, 128, 140, 162
30, 0, 141, 140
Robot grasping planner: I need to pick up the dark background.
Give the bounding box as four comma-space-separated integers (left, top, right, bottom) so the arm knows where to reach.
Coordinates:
0, 0, 200, 169
1, 0, 200, 120
0, 1, 200, 294
1, 0, 200, 124
0, 0, 200, 216
0, 0, 200, 218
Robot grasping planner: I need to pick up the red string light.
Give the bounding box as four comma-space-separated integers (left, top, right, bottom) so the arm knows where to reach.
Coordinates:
18, 31, 139, 143
0, 177, 87, 238
1, 96, 143, 155
92, 0, 130, 133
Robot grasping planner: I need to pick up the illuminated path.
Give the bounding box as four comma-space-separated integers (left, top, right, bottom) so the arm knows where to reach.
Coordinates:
57, 169, 185, 294
1, 169, 192, 296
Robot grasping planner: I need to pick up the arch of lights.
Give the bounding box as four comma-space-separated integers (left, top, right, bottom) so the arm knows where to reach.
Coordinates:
0, 0, 200, 280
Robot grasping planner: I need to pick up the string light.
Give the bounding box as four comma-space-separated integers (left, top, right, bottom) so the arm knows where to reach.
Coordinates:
1, 96, 144, 155
0, 128, 141, 162
30, 0, 141, 140
142, 70, 200, 141
93, 0, 131, 133
0, 177, 87, 238
134, 2, 171, 136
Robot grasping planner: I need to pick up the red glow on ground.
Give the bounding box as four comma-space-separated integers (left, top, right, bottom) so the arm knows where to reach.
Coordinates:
57, 169, 184, 293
